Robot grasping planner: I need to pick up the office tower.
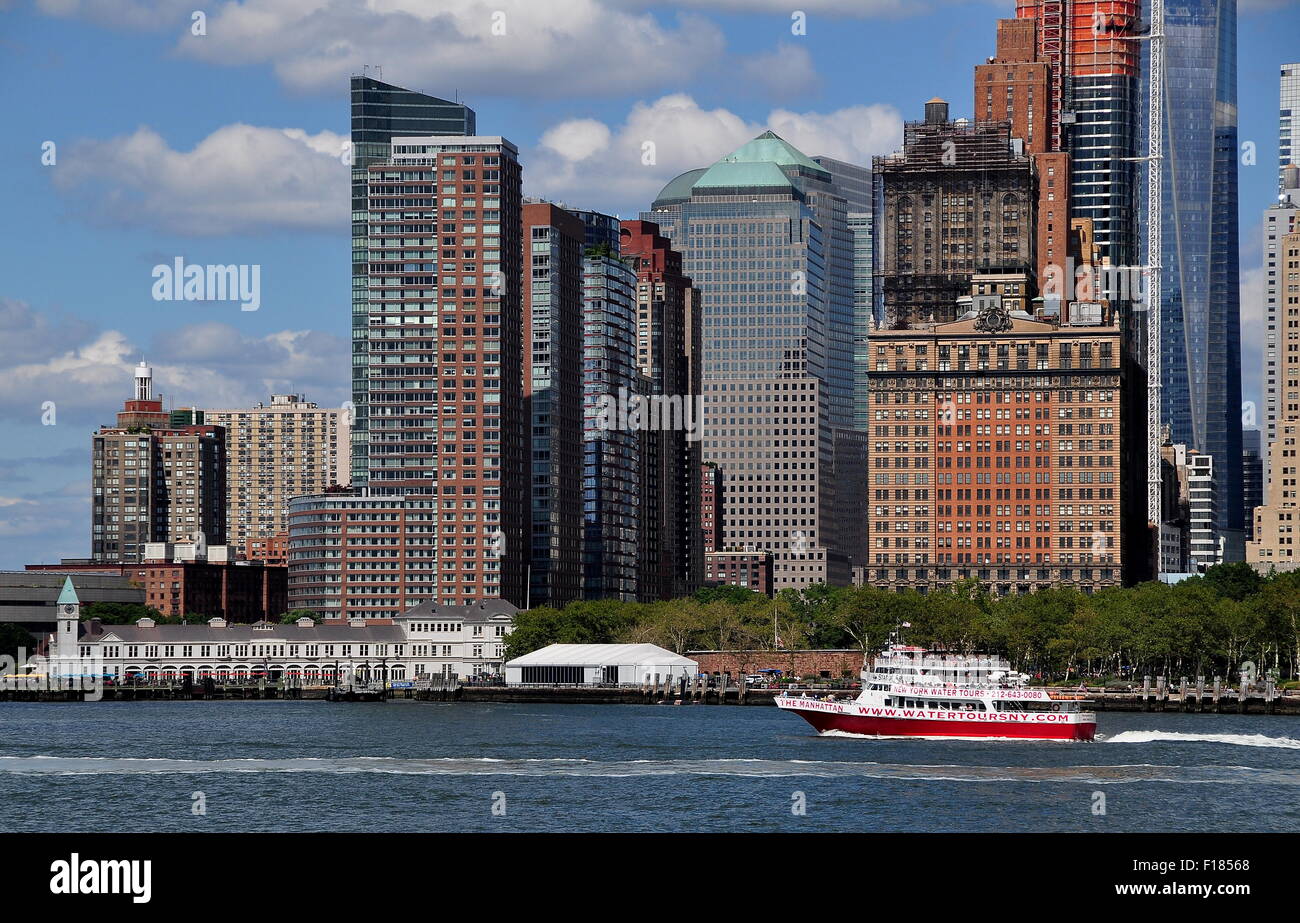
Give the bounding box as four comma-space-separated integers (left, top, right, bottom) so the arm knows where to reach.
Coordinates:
91, 363, 226, 563
1264, 166, 1300, 455
813, 156, 875, 431
202, 395, 350, 551
349, 77, 475, 488
645, 132, 865, 589
873, 99, 1038, 326
523, 202, 586, 608
289, 131, 525, 615
1280, 64, 1300, 191
865, 273, 1124, 594
700, 462, 724, 552
1147, 0, 1243, 561
1248, 231, 1300, 567
619, 219, 703, 600
975, 17, 1072, 288
581, 230, 644, 601
1242, 428, 1262, 543
1013, 1, 1141, 267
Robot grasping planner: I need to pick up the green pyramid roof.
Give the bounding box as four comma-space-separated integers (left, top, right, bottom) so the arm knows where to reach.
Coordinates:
719, 130, 826, 171
57, 576, 79, 606
692, 130, 830, 191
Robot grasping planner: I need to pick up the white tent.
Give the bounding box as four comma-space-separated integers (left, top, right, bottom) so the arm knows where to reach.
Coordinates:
504, 643, 697, 686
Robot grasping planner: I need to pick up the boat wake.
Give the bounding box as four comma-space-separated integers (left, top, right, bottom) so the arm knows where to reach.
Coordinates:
1106, 730, 1300, 749
1, 754, 1297, 785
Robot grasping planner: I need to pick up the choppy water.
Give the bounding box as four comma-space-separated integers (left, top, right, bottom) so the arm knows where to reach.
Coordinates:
1, 701, 1297, 831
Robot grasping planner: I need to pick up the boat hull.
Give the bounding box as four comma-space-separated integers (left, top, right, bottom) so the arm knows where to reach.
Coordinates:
780, 701, 1096, 741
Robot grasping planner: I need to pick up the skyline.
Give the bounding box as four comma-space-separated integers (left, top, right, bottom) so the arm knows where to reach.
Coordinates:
2, 0, 1299, 569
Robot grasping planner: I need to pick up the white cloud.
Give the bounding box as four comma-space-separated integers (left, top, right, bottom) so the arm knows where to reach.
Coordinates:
50, 124, 348, 236
0, 299, 349, 425
540, 119, 612, 163
526, 94, 902, 215
615, 0, 1009, 17
167, 0, 727, 97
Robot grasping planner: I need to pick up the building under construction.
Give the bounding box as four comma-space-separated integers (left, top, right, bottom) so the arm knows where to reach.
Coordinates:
873, 98, 1038, 326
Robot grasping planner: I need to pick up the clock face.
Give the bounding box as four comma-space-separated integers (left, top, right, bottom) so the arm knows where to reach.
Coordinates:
62, 604, 77, 616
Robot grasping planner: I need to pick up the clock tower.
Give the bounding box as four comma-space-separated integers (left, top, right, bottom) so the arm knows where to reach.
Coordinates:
54, 576, 80, 663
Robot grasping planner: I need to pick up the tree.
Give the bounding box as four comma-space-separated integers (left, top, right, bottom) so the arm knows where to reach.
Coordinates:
280, 609, 316, 624
81, 601, 164, 625
0, 623, 35, 660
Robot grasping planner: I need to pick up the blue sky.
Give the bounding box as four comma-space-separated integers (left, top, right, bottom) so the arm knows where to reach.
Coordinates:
0, 0, 1297, 568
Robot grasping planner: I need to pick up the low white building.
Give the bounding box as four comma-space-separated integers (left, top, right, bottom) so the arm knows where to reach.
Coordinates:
45, 581, 517, 685
504, 644, 697, 686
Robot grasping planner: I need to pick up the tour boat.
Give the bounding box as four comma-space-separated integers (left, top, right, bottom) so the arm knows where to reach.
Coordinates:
776, 644, 1096, 741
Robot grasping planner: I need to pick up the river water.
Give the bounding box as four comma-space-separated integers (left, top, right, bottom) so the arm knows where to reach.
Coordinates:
1, 701, 1297, 832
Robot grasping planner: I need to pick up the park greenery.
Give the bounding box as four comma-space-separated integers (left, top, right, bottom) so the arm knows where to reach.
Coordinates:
504, 564, 1300, 683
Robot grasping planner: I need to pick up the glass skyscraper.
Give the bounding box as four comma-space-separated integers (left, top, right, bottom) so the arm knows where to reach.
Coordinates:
349, 77, 476, 487
1144, 0, 1243, 557
644, 133, 866, 587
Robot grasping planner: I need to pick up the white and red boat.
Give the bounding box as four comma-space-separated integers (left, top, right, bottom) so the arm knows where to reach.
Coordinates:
776, 644, 1096, 741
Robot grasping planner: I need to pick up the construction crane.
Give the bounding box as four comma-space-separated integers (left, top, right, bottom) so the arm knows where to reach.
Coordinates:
1116, 0, 1165, 540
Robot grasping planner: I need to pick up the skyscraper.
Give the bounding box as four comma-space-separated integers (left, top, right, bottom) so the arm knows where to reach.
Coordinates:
1279, 64, 1300, 191
523, 202, 586, 608
581, 229, 644, 601
1013, 1, 1142, 267
619, 219, 704, 600
873, 99, 1039, 326
202, 395, 350, 552
1147, 0, 1243, 560
646, 132, 864, 588
289, 122, 527, 616
1262, 165, 1300, 457
91, 363, 226, 563
349, 77, 475, 488
812, 156, 874, 432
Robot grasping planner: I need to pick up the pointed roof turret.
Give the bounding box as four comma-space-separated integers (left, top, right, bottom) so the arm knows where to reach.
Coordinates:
57, 576, 79, 606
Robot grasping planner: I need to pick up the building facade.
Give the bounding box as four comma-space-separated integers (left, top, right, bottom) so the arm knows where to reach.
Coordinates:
295, 132, 528, 614
704, 550, 774, 596
1249, 231, 1300, 567
523, 202, 586, 608
873, 99, 1039, 326
645, 132, 865, 589
49, 599, 516, 685
700, 463, 724, 553
1280, 64, 1299, 191
1148, 0, 1244, 561
619, 219, 703, 600
202, 395, 350, 551
865, 287, 1124, 594
349, 77, 475, 487
581, 236, 645, 601
91, 363, 226, 563
1264, 166, 1300, 455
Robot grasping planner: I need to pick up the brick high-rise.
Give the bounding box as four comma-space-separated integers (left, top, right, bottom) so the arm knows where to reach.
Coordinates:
349, 77, 475, 488
91, 362, 226, 563
619, 219, 703, 600
201, 394, 350, 552
289, 124, 526, 617
866, 282, 1124, 594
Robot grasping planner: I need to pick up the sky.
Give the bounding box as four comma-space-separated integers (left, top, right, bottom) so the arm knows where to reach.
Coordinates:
0, 0, 1297, 569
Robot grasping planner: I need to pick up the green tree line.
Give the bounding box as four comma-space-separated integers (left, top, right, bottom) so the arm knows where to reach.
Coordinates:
504, 564, 1300, 682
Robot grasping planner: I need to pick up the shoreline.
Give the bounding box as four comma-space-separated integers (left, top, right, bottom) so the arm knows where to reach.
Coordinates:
5, 683, 1300, 715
